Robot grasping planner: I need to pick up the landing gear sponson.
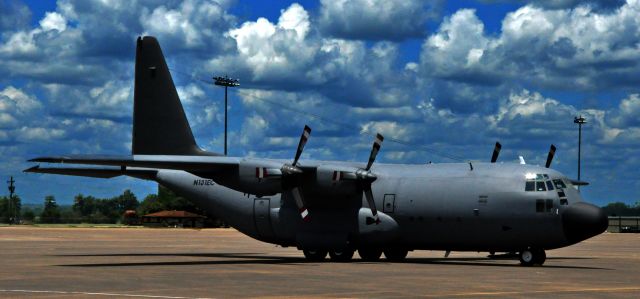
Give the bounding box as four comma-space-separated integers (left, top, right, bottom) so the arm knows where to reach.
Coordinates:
304, 248, 545, 266
302, 248, 409, 262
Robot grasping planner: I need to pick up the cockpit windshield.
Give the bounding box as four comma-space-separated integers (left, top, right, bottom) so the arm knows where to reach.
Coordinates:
524, 173, 556, 192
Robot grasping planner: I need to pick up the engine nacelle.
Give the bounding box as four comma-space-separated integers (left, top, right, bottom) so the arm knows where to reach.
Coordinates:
314, 165, 359, 196
231, 159, 285, 196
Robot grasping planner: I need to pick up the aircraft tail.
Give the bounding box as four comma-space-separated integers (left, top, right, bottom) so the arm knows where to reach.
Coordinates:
132, 36, 217, 156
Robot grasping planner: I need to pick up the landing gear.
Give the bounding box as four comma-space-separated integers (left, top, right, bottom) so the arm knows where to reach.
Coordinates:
303, 249, 328, 262
329, 248, 355, 262
519, 248, 546, 266
358, 248, 383, 261
384, 249, 408, 262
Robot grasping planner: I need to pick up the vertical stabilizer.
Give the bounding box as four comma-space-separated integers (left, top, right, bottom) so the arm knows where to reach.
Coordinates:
132, 36, 216, 156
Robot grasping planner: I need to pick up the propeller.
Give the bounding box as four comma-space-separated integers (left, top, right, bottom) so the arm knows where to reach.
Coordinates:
282, 125, 312, 221
360, 133, 384, 225
491, 142, 502, 163
318, 133, 385, 225
545, 144, 556, 168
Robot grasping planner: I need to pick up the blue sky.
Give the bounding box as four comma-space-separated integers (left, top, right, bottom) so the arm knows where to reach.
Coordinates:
1, 0, 639, 206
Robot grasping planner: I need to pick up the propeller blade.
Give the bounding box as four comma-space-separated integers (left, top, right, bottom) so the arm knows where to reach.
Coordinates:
545, 144, 556, 168
292, 125, 311, 167
365, 133, 384, 171
291, 187, 310, 222
491, 142, 502, 163
364, 186, 380, 225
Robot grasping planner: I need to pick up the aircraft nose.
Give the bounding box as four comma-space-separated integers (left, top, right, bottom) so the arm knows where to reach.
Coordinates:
562, 202, 608, 244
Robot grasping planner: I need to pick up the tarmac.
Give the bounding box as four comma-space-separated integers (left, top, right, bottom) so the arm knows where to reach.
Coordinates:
0, 227, 639, 298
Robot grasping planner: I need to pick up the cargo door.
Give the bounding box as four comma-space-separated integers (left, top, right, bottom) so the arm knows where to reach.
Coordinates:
253, 198, 275, 240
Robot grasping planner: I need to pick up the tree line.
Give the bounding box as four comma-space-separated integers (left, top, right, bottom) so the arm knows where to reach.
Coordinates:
1, 185, 208, 224
3, 188, 640, 224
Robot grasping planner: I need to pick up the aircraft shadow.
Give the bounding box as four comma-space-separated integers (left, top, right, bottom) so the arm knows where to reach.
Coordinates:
55, 253, 609, 270
399, 258, 611, 270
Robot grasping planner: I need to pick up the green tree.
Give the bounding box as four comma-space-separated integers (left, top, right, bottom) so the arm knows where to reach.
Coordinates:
0, 195, 21, 223
602, 202, 639, 216
115, 189, 139, 213
22, 208, 35, 221
40, 195, 61, 223
137, 194, 162, 216
158, 185, 201, 212
137, 186, 203, 216
73, 194, 96, 217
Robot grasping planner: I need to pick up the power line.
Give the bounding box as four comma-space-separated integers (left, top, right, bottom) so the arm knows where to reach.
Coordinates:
169, 69, 465, 162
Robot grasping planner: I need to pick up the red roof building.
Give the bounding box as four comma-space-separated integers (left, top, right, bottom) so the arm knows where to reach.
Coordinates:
141, 210, 206, 228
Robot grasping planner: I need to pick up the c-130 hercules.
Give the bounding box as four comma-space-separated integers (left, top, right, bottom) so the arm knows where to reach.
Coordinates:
26, 36, 608, 266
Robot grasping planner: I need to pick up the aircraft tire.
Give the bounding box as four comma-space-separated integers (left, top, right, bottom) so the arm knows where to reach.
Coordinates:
532, 248, 546, 265
358, 248, 382, 262
384, 249, 408, 262
519, 249, 535, 266
329, 249, 354, 262
303, 249, 328, 262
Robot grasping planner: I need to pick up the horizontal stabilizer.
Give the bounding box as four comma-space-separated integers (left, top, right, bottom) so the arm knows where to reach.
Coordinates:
24, 165, 157, 180
28, 154, 239, 172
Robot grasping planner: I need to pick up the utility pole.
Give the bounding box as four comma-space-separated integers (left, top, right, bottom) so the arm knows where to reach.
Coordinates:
7, 176, 15, 225
574, 116, 587, 186
213, 75, 240, 156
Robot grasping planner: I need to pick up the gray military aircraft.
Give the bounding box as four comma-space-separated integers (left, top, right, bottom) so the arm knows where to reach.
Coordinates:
25, 36, 608, 266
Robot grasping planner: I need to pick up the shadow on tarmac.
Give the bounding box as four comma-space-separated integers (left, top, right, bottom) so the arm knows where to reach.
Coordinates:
55, 253, 611, 270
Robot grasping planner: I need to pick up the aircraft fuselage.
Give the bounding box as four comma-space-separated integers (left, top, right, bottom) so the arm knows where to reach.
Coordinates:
155, 161, 606, 254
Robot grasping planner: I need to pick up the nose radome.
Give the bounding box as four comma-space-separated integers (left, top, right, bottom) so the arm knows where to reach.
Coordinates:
562, 202, 608, 244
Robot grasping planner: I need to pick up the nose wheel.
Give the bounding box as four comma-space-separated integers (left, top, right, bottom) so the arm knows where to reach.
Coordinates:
519, 248, 546, 266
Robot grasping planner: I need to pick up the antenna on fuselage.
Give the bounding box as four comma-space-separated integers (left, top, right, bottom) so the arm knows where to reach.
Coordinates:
490, 141, 502, 163
545, 144, 556, 168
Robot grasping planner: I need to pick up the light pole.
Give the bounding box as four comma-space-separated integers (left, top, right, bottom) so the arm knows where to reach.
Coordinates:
574, 116, 587, 183
7, 176, 15, 225
213, 75, 240, 156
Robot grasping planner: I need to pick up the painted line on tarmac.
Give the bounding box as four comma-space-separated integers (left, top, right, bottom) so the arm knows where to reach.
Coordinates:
434, 286, 640, 297
0, 289, 216, 299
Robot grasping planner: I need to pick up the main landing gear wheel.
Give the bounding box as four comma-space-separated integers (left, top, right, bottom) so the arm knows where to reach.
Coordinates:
519, 248, 546, 266
329, 249, 354, 262
384, 249, 408, 262
303, 249, 327, 262
358, 248, 383, 262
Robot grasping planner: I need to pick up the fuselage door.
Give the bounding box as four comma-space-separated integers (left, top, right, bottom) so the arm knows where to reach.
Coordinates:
253, 198, 275, 240
383, 194, 396, 213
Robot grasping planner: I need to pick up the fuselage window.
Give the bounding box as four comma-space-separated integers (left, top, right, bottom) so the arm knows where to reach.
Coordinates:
525, 181, 535, 191
545, 181, 554, 191
536, 181, 547, 191
545, 199, 553, 212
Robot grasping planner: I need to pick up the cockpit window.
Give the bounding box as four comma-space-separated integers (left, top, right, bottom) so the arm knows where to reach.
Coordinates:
553, 179, 566, 189
525, 173, 554, 192
525, 181, 535, 191
536, 181, 546, 191
545, 181, 554, 191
